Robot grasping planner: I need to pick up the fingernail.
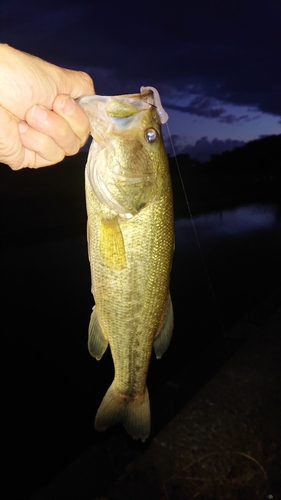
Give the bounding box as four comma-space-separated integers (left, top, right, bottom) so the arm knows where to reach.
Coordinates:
18, 121, 28, 133
31, 105, 48, 121
62, 96, 76, 115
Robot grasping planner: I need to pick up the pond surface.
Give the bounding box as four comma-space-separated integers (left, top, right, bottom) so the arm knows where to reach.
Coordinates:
177, 203, 280, 241
173, 203, 281, 334
2, 203, 281, 499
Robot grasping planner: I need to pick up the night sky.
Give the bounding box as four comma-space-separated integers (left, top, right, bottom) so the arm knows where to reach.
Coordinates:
1, 0, 280, 160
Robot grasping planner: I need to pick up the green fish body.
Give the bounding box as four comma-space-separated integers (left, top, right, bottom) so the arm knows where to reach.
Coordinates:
79, 88, 174, 441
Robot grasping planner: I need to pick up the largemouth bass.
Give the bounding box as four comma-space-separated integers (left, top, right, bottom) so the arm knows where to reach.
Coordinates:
78, 87, 174, 441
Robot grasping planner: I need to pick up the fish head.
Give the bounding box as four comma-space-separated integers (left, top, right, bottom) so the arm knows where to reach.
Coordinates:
78, 90, 168, 217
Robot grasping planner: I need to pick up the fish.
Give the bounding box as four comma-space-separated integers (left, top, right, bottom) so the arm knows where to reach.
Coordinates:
78, 87, 174, 441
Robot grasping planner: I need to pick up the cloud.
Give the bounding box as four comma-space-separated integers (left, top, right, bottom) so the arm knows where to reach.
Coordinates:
167, 96, 225, 119
166, 95, 254, 124
166, 136, 245, 162
1, 0, 280, 116
219, 113, 251, 124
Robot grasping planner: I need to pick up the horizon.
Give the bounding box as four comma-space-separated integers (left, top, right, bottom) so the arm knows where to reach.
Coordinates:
78, 131, 280, 163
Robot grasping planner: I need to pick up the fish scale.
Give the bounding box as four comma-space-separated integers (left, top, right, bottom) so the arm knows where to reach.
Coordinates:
79, 88, 174, 441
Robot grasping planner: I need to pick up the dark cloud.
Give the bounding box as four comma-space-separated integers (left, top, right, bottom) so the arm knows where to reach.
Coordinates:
166, 96, 253, 123
167, 96, 225, 119
166, 135, 245, 162
219, 114, 247, 124
1, 0, 281, 116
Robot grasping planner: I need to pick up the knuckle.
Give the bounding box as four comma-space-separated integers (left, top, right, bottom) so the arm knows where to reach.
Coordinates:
80, 72, 95, 94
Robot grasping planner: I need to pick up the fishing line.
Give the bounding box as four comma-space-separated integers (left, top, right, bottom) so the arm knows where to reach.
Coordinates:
165, 122, 226, 336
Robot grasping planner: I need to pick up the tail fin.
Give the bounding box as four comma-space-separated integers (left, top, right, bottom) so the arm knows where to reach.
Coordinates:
94, 383, 150, 442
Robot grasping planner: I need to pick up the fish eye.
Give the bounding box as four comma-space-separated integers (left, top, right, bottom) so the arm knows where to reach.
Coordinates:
144, 128, 158, 143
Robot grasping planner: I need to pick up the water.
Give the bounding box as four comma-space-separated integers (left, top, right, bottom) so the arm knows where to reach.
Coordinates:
2, 203, 281, 499
173, 203, 281, 332
177, 203, 279, 242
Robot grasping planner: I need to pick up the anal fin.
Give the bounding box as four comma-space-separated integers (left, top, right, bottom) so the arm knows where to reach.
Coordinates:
88, 306, 108, 360
154, 293, 173, 359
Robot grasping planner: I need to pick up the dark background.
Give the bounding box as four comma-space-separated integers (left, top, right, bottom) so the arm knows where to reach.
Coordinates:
1, 136, 281, 499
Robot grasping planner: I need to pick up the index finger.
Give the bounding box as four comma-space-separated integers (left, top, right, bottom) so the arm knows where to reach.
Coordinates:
52, 95, 91, 147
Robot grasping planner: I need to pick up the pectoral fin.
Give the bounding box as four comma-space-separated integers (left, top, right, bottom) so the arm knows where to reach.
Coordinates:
154, 294, 173, 359
88, 306, 108, 360
100, 217, 126, 271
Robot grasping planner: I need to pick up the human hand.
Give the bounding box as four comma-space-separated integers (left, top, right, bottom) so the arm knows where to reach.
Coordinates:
0, 44, 95, 169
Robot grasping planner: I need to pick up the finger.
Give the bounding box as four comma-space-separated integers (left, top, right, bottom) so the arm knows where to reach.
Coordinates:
20, 147, 60, 169
25, 104, 82, 156
52, 95, 91, 147
0, 104, 25, 170
55, 68, 95, 101
19, 121, 66, 167
0, 44, 95, 119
